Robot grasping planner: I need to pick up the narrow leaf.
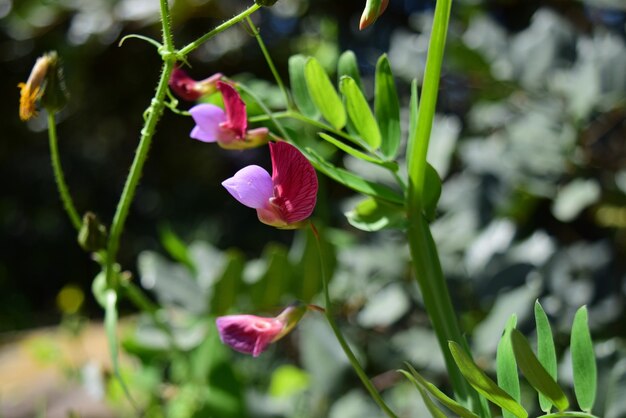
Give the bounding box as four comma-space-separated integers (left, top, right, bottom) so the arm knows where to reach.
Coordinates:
375, 54, 401, 159
337, 50, 363, 90
449, 341, 528, 418
511, 330, 570, 411
497, 315, 521, 418
406, 79, 419, 167
399, 370, 447, 418
345, 196, 406, 232
424, 164, 441, 221
405, 363, 479, 418
159, 225, 196, 274
288, 55, 319, 119
304, 147, 403, 205
304, 57, 346, 129
318, 132, 397, 170
340, 76, 381, 149
571, 306, 597, 412
535, 300, 557, 412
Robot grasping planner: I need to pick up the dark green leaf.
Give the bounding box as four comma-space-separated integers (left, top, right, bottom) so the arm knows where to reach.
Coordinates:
375, 54, 401, 159
340, 76, 381, 149
424, 163, 441, 221
318, 132, 397, 170
399, 370, 447, 418
345, 197, 406, 232
304, 57, 346, 129
497, 315, 521, 418
210, 250, 245, 315
337, 50, 362, 90
571, 306, 597, 412
511, 329, 569, 411
449, 341, 528, 418
406, 79, 419, 161
304, 147, 404, 205
289, 55, 320, 119
535, 300, 557, 412
404, 363, 479, 418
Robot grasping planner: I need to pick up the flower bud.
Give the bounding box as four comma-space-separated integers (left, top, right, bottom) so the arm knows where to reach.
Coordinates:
359, 0, 389, 30
18, 51, 68, 121
77, 212, 108, 252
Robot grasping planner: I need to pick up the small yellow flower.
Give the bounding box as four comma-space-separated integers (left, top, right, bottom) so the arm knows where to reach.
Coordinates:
18, 53, 55, 121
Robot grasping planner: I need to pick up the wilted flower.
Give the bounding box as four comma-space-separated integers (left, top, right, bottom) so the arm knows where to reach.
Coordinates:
222, 141, 318, 229
189, 81, 269, 149
216, 303, 309, 357
18, 51, 68, 121
168, 66, 222, 101
360, 0, 389, 30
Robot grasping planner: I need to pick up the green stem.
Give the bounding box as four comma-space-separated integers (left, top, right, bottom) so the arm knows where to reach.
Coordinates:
178, 4, 261, 57
47, 112, 82, 230
404, 0, 483, 411
245, 16, 294, 110
311, 224, 398, 418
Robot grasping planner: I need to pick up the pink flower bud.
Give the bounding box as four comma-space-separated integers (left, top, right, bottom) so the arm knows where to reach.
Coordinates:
169, 66, 222, 101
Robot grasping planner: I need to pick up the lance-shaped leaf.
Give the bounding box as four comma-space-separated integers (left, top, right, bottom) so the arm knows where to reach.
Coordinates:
497, 315, 521, 418
449, 341, 528, 418
340, 76, 381, 150
318, 132, 397, 170
403, 363, 479, 418
511, 329, 569, 411
375, 54, 401, 159
571, 306, 597, 413
535, 300, 557, 412
337, 50, 363, 90
304, 57, 346, 129
289, 55, 319, 119
399, 370, 447, 418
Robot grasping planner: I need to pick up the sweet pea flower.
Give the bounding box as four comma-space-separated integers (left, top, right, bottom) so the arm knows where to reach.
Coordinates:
216, 303, 309, 357
359, 0, 389, 30
168, 66, 222, 101
189, 81, 269, 150
222, 141, 318, 229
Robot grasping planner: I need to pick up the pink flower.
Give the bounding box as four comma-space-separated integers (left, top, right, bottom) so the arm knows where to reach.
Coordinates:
189, 81, 269, 150
168, 66, 222, 101
222, 142, 318, 229
359, 0, 389, 30
216, 304, 308, 357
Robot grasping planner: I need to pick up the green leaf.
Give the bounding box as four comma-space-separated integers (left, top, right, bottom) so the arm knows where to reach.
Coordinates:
210, 250, 245, 315
269, 365, 310, 398
340, 76, 381, 150
399, 370, 447, 418
404, 363, 479, 418
318, 132, 397, 170
424, 163, 441, 221
497, 315, 521, 418
406, 79, 419, 167
571, 306, 597, 412
289, 55, 320, 119
250, 244, 292, 309
511, 329, 570, 411
375, 54, 401, 159
159, 225, 196, 274
535, 300, 558, 412
345, 196, 406, 232
304, 57, 346, 129
449, 341, 528, 418
337, 50, 363, 90
303, 147, 404, 205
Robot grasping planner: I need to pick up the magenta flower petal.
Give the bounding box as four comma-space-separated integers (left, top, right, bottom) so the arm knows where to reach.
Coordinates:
217, 81, 247, 138
216, 315, 284, 357
222, 165, 273, 209
190, 104, 227, 142
169, 66, 202, 101
270, 142, 318, 224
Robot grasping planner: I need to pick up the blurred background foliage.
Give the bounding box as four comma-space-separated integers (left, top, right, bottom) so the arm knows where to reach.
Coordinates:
1, 0, 626, 417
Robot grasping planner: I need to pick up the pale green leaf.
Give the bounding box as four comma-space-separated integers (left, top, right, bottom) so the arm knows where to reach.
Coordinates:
535, 300, 558, 412
289, 55, 320, 119
340, 76, 381, 149
571, 306, 597, 412
497, 315, 520, 418
375, 54, 401, 159
304, 57, 346, 129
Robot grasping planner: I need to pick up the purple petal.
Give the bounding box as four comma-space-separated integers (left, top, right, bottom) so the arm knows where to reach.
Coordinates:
222, 165, 273, 209
189, 104, 226, 142
216, 315, 284, 357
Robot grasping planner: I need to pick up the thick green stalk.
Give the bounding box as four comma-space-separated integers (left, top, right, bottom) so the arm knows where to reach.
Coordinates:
404, 0, 481, 410
178, 4, 261, 56
312, 224, 398, 418
47, 112, 82, 230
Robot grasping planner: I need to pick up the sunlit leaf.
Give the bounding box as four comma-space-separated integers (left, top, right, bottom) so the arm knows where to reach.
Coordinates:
497, 315, 520, 418
289, 55, 320, 119
318, 132, 397, 170
304, 57, 346, 129
511, 329, 569, 411
375, 54, 401, 159
449, 341, 528, 418
404, 363, 479, 418
399, 370, 447, 418
535, 300, 557, 412
340, 76, 381, 149
345, 196, 405, 232
571, 306, 597, 412
337, 50, 363, 90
